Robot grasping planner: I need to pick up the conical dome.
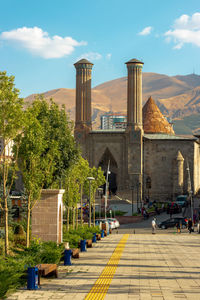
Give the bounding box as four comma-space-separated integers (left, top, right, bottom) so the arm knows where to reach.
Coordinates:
143, 96, 174, 134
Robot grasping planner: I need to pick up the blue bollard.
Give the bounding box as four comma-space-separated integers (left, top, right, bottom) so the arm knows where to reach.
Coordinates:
92, 233, 97, 243
27, 267, 39, 290
64, 249, 72, 265
101, 229, 104, 238
80, 239, 87, 252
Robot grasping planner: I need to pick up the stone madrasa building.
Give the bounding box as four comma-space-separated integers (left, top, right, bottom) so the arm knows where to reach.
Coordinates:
74, 58, 200, 202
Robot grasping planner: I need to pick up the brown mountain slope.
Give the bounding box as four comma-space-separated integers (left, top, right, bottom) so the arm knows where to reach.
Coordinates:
25, 72, 200, 131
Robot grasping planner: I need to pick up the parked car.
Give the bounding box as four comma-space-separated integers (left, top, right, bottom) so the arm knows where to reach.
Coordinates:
107, 218, 120, 229
175, 195, 189, 207
107, 219, 115, 229
158, 217, 188, 229
167, 202, 182, 214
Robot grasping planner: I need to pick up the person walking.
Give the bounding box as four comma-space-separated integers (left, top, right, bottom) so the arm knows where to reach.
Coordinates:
188, 218, 193, 234
176, 222, 181, 233
152, 217, 156, 234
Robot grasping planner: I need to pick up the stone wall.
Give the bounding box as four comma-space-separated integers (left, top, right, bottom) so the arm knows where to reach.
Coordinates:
143, 138, 196, 201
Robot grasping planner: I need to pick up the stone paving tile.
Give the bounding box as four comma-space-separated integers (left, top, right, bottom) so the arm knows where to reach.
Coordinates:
7, 233, 200, 300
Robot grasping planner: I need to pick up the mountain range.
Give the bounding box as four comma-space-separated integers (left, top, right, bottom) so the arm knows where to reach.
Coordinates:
25, 72, 200, 135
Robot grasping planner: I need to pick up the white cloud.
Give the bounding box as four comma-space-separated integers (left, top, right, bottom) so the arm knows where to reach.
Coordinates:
106, 53, 112, 60
138, 26, 152, 36
165, 13, 200, 49
0, 26, 87, 58
78, 52, 102, 61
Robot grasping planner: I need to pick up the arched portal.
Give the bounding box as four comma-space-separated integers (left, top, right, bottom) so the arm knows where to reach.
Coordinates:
98, 148, 118, 194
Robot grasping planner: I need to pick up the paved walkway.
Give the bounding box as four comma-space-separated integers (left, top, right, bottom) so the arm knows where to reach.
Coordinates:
7, 232, 200, 300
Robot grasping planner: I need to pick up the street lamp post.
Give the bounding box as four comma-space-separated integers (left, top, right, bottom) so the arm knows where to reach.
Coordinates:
130, 185, 134, 215
87, 177, 95, 227
186, 159, 193, 222
105, 160, 110, 219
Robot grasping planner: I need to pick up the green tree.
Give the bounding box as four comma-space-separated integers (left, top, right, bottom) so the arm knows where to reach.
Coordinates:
75, 156, 89, 225
15, 108, 47, 247
0, 71, 24, 255
84, 166, 105, 226
16, 96, 79, 246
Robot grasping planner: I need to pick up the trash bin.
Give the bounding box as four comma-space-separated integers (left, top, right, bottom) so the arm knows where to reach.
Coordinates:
101, 229, 104, 238
64, 249, 72, 265
27, 267, 39, 290
92, 233, 97, 243
80, 239, 87, 252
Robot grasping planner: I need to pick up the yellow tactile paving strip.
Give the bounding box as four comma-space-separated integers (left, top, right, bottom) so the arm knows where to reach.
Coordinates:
85, 234, 129, 300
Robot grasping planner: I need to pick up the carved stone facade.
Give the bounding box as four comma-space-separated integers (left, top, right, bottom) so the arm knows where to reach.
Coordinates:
74, 58, 200, 202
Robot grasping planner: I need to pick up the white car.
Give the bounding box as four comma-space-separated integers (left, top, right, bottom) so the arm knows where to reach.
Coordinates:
107, 218, 120, 229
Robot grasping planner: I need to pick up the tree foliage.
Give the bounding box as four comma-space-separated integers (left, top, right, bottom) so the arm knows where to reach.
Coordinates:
0, 71, 24, 255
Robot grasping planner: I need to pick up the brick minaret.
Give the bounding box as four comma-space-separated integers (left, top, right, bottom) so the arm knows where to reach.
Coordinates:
126, 59, 144, 131
74, 59, 93, 157
126, 59, 144, 207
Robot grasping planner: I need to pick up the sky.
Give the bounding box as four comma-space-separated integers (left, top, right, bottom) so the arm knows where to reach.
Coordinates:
1, 0, 200, 97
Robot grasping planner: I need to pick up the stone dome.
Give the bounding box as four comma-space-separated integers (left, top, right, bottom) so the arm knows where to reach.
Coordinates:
142, 96, 174, 134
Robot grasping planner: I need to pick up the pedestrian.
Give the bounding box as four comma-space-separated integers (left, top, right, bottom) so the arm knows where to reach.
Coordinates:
188, 218, 193, 234
176, 222, 181, 233
152, 217, 156, 234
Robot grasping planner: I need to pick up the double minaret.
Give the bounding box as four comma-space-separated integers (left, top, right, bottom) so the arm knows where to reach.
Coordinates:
74, 58, 144, 132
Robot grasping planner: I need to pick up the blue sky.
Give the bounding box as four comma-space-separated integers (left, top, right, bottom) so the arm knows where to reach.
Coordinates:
1, 0, 200, 97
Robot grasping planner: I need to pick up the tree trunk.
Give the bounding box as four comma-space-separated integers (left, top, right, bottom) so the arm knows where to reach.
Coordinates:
67, 206, 70, 232
26, 195, 31, 248
4, 198, 9, 256
3, 151, 9, 256
72, 207, 75, 229
76, 206, 78, 229
80, 184, 83, 226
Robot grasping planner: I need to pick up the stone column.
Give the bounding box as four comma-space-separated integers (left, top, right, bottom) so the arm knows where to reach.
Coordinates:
32, 189, 65, 243
173, 151, 184, 198
126, 59, 144, 131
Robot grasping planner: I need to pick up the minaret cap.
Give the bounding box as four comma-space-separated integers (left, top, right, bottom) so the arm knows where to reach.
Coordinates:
74, 58, 93, 67
125, 58, 144, 65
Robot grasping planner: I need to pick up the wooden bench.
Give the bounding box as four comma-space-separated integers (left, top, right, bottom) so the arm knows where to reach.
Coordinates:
72, 248, 80, 258
86, 239, 92, 248
36, 264, 58, 285
96, 233, 101, 240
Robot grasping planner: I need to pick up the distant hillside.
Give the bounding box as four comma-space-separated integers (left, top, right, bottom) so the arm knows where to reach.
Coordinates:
25, 72, 200, 134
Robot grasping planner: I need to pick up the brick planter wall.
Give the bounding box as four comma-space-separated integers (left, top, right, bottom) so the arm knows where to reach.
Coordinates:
32, 189, 65, 243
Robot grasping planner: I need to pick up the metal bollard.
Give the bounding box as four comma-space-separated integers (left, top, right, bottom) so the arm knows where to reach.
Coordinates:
27, 267, 39, 290
80, 239, 87, 252
92, 233, 97, 243
64, 249, 72, 265
101, 229, 104, 238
